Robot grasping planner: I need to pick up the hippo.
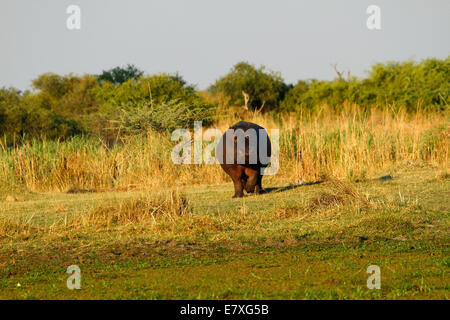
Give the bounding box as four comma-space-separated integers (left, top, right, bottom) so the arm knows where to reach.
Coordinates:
216, 121, 272, 198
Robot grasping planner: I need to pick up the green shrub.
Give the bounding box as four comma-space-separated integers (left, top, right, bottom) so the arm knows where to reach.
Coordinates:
0, 58, 447, 144
362, 58, 449, 111
209, 61, 290, 111
282, 57, 449, 112
98, 64, 143, 85
117, 99, 214, 136
95, 73, 204, 108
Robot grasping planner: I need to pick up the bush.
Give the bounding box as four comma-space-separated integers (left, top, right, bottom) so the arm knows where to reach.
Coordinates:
283, 79, 359, 112
95, 73, 204, 108
282, 57, 449, 112
98, 64, 144, 85
0, 87, 81, 144
95, 73, 214, 138
361, 58, 449, 111
0, 58, 447, 144
0, 88, 21, 135
209, 61, 290, 111
117, 99, 214, 136
30, 73, 101, 115
1, 105, 81, 143
0, 71, 212, 143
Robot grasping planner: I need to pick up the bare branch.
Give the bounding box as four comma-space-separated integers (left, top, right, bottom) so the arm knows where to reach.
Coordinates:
332, 63, 344, 80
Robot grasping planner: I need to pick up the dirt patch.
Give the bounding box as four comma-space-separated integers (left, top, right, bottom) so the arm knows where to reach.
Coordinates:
5, 195, 26, 202
66, 188, 97, 194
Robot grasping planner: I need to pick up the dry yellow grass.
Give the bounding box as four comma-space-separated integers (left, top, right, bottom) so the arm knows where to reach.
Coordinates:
0, 189, 192, 238
0, 104, 448, 192
68, 189, 191, 230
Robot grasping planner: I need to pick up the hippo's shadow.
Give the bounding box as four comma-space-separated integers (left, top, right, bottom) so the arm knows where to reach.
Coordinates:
262, 180, 324, 194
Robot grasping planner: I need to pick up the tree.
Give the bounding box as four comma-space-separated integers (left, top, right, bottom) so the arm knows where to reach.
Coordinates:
98, 64, 144, 85
0, 88, 22, 135
280, 80, 310, 111
95, 73, 203, 108
30, 73, 101, 115
209, 62, 289, 111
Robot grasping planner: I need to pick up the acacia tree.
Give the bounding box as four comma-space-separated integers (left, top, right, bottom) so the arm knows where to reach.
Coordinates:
209, 62, 290, 112
98, 64, 144, 85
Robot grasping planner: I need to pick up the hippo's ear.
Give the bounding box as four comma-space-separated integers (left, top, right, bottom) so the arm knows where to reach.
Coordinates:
234, 136, 250, 141
233, 136, 250, 141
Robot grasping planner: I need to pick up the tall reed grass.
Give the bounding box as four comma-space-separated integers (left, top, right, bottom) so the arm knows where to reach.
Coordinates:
0, 105, 448, 192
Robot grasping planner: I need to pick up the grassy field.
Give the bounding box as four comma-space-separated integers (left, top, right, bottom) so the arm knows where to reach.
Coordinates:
0, 162, 448, 299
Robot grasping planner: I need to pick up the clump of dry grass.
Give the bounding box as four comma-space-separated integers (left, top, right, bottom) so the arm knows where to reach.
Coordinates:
273, 179, 371, 220
308, 193, 345, 211
0, 217, 36, 239
307, 179, 369, 212
0, 190, 192, 239
436, 171, 450, 181
69, 190, 191, 231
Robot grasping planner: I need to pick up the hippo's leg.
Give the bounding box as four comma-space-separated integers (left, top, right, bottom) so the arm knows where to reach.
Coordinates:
230, 166, 245, 198
256, 174, 263, 194
244, 168, 258, 194
232, 179, 244, 198
254, 179, 262, 194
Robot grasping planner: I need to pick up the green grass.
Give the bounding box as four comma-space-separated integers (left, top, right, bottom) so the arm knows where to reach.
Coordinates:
0, 166, 448, 299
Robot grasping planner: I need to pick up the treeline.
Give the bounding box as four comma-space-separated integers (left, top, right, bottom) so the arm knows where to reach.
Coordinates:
0, 66, 213, 144
0, 58, 448, 143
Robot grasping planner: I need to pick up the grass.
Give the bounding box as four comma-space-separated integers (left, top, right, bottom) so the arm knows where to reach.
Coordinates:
0, 164, 448, 299
0, 105, 447, 299
0, 106, 448, 192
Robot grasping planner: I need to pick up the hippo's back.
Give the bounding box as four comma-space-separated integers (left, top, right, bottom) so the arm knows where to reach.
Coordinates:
216, 121, 271, 168
230, 121, 265, 132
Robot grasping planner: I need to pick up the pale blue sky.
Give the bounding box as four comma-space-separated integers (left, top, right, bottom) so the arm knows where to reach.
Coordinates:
1, 0, 449, 90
